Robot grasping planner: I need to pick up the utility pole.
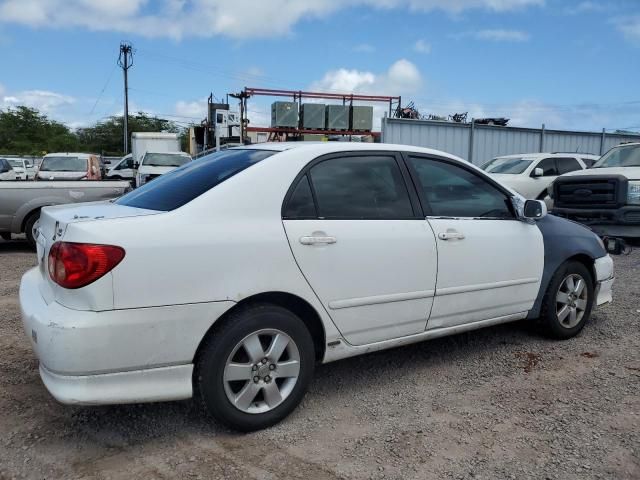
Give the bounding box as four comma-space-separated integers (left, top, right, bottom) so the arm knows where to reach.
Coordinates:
230, 89, 250, 144
118, 42, 134, 154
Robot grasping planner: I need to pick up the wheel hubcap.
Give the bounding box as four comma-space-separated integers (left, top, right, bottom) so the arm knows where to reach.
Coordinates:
556, 273, 588, 329
223, 329, 300, 414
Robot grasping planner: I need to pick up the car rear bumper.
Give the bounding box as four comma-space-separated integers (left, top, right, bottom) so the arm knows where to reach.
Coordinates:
19, 267, 235, 404
39, 363, 193, 405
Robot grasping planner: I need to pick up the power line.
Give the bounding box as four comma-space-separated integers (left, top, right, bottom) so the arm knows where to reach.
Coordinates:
88, 64, 118, 116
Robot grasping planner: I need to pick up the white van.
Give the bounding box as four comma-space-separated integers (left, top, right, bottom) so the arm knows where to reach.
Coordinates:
106, 154, 134, 181
135, 151, 192, 187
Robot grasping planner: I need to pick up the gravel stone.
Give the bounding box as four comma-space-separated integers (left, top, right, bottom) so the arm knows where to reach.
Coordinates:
0, 238, 638, 479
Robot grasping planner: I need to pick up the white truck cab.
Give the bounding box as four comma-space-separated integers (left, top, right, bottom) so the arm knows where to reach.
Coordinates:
551, 142, 640, 237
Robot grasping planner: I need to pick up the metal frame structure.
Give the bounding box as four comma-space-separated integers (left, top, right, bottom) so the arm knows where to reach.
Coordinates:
241, 87, 401, 141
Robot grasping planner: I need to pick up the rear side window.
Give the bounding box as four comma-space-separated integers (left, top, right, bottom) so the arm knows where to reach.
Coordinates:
116, 149, 275, 211
556, 157, 582, 174
408, 157, 514, 219
283, 175, 317, 218
535, 158, 558, 176
307, 155, 413, 219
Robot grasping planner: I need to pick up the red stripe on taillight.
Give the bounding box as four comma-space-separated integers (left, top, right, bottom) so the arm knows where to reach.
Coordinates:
48, 242, 125, 289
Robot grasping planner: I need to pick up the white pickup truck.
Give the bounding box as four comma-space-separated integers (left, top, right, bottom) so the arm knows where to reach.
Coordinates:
551, 142, 640, 238
0, 181, 131, 246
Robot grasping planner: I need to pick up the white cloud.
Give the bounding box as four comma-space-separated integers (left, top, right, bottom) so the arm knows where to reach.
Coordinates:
353, 43, 376, 53
475, 29, 530, 41
2, 89, 76, 115
175, 99, 208, 120
413, 39, 432, 53
613, 15, 640, 44
310, 59, 422, 95
0, 0, 544, 39
564, 1, 610, 15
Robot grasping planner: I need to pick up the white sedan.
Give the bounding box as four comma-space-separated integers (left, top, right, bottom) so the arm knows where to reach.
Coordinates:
20, 143, 614, 431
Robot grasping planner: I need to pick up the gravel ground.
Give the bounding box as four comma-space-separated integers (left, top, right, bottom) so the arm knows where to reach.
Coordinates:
1, 237, 639, 480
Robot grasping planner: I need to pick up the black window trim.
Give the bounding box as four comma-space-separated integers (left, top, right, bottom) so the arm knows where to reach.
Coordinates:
400, 152, 518, 221
281, 150, 423, 220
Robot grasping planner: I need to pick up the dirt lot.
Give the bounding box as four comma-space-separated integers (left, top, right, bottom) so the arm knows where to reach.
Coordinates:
1, 238, 639, 480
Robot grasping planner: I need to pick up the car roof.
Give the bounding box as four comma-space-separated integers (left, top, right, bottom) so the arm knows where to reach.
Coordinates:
43, 153, 94, 158
494, 152, 598, 160
236, 142, 464, 161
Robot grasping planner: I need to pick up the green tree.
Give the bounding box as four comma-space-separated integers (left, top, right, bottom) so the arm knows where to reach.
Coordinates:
0, 107, 190, 157
76, 112, 187, 156
0, 106, 78, 155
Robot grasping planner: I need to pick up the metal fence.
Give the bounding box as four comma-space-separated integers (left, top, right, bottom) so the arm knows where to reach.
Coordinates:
381, 118, 640, 166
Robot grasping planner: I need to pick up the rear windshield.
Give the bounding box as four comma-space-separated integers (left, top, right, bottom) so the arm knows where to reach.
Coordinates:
116, 149, 276, 211
142, 152, 191, 167
481, 157, 532, 174
40, 156, 87, 172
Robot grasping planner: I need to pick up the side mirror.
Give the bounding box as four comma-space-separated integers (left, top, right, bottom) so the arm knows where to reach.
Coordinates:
523, 199, 547, 220
531, 167, 544, 177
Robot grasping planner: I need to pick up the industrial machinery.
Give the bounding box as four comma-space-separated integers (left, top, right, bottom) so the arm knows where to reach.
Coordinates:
325, 105, 349, 130
300, 104, 326, 129
271, 102, 299, 128
350, 106, 374, 131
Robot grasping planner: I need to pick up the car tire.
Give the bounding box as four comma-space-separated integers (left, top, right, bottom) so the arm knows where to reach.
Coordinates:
539, 261, 594, 339
195, 303, 315, 432
24, 211, 40, 250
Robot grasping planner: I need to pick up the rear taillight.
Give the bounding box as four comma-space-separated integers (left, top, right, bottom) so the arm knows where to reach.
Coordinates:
48, 242, 125, 289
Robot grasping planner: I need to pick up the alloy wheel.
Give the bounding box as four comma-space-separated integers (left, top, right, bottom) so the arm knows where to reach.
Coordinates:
223, 329, 301, 414
556, 273, 588, 329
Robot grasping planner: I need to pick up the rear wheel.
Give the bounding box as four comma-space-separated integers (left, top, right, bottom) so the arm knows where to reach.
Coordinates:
196, 304, 315, 431
24, 211, 40, 249
540, 261, 594, 339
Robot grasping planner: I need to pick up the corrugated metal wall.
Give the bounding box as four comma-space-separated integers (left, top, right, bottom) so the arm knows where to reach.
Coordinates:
381, 118, 640, 166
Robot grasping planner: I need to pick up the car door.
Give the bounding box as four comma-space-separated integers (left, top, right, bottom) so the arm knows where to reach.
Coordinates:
404, 154, 544, 330
282, 152, 438, 346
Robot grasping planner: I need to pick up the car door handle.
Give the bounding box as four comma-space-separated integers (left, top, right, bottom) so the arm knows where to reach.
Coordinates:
299, 235, 337, 245
437, 230, 465, 241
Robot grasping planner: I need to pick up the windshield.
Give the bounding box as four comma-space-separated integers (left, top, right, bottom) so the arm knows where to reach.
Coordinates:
117, 149, 276, 211
592, 144, 640, 168
481, 157, 533, 174
40, 156, 87, 172
142, 152, 191, 167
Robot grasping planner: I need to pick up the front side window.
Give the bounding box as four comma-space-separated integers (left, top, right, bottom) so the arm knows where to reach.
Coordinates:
556, 157, 582, 174
117, 149, 275, 211
408, 157, 514, 219
307, 155, 413, 219
40, 156, 87, 172
535, 158, 558, 176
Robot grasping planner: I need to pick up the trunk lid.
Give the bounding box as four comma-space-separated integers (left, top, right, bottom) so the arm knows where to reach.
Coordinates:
35, 202, 160, 303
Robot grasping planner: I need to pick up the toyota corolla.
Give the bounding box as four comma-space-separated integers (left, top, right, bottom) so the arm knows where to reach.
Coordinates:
20, 143, 614, 431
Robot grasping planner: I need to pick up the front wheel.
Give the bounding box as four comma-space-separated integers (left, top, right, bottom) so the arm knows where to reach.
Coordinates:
540, 261, 595, 339
196, 304, 315, 431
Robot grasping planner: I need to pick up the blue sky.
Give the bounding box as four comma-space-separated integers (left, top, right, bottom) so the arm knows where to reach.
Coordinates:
0, 0, 638, 132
